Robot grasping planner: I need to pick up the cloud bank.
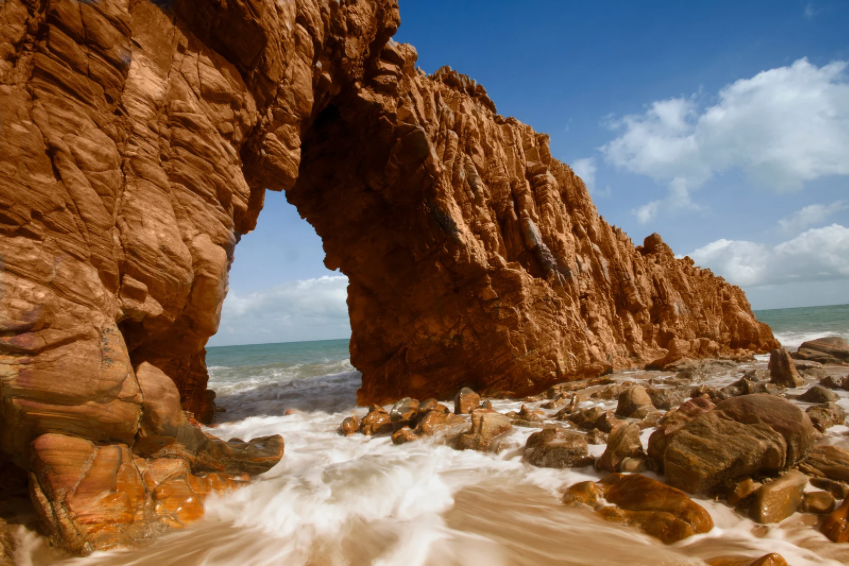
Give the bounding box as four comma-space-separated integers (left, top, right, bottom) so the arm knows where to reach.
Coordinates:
212, 275, 350, 345
686, 224, 849, 288
601, 58, 849, 223
778, 201, 847, 234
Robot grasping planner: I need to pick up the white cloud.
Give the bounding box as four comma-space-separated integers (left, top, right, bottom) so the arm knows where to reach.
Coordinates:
212, 275, 350, 345
686, 224, 849, 288
778, 201, 847, 234
601, 58, 849, 222
571, 157, 597, 192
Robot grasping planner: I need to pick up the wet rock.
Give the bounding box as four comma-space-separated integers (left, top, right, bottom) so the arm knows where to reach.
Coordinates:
799, 385, 839, 403
708, 553, 788, 566
726, 478, 761, 506
821, 497, 849, 542
524, 428, 593, 468
798, 445, 849, 482
360, 406, 393, 436
547, 380, 590, 398
646, 388, 686, 410
810, 477, 849, 499
591, 385, 623, 401
390, 398, 420, 431
673, 359, 737, 382
795, 337, 849, 365
456, 410, 512, 451
567, 406, 604, 428
340, 415, 360, 436
802, 491, 836, 514
481, 400, 494, 410
454, 388, 480, 415
637, 411, 663, 430
806, 402, 846, 432
562, 481, 601, 507
663, 410, 786, 495
749, 470, 807, 524
541, 394, 569, 410
597, 423, 645, 473
391, 427, 418, 445
615, 386, 655, 418
511, 404, 546, 428
768, 348, 805, 388
820, 374, 849, 391
718, 378, 780, 400
794, 360, 828, 380
597, 473, 714, 544
647, 397, 716, 468
586, 429, 608, 445
419, 399, 445, 413
620, 457, 647, 473
415, 411, 466, 438
595, 411, 625, 433
717, 394, 816, 467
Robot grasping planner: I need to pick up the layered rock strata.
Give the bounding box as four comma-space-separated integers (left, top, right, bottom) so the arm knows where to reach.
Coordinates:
1, 0, 777, 552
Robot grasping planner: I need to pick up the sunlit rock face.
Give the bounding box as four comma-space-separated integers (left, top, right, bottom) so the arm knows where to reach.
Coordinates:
0, 0, 775, 552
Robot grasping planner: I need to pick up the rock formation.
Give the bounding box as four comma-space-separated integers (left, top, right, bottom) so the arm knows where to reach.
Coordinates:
0, 0, 777, 552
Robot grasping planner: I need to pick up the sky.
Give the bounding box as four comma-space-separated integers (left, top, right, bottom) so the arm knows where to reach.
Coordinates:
210, 0, 849, 347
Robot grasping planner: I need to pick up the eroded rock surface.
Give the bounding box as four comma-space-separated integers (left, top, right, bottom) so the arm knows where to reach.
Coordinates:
0, 0, 778, 553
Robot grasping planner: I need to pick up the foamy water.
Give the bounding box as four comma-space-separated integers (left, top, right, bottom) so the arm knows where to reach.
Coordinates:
13, 305, 849, 566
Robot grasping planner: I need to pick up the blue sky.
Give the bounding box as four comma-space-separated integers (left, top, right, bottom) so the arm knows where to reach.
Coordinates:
211, 0, 849, 346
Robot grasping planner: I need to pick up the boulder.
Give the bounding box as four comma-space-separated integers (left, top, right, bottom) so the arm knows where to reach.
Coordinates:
663, 410, 786, 495
708, 554, 788, 566
820, 374, 849, 390
597, 423, 645, 473
391, 427, 418, 445
454, 388, 480, 415
795, 337, 849, 365
749, 470, 807, 524
523, 428, 593, 468
806, 402, 846, 432
360, 406, 393, 436
802, 491, 836, 514
811, 477, 849, 499
716, 394, 816, 467
414, 411, 467, 438
793, 360, 828, 380
798, 445, 849, 482
799, 385, 839, 403
340, 415, 359, 436
726, 478, 761, 506
562, 481, 602, 507
615, 386, 655, 418
510, 404, 546, 428
597, 474, 714, 544
456, 410, 512, 451
821, 497, 849, 542
768, 348, 804, 388
390, 398, 420, 431
646, 388, 686, 410
646, 397, 716, 467
637, 411, 663, 430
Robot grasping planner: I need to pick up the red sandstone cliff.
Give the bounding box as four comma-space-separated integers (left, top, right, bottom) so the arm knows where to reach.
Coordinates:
0, 0, 776, 552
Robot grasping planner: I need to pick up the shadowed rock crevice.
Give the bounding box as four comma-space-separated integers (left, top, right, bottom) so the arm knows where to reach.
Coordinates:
0, 0, 776, 553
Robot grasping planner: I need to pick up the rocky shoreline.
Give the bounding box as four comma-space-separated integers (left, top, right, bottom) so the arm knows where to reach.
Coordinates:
333, 338, 849, 565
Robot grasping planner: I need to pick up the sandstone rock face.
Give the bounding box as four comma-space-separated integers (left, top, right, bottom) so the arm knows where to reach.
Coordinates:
0, 0, 777, 552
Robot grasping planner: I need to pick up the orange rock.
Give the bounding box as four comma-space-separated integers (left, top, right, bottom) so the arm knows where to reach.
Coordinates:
821, 496, 849, 542
0, 0, 777, 553
708, 553, 788, 566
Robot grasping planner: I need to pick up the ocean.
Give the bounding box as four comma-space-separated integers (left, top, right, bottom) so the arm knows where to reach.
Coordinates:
36, 305, 848, 565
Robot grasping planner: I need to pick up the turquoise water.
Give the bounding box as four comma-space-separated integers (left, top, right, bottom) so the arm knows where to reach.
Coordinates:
755, 303, 849, 349
203, 304, 848, 419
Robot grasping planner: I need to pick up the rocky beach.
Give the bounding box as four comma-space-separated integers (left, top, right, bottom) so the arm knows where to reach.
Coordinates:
0, 0, 847, 563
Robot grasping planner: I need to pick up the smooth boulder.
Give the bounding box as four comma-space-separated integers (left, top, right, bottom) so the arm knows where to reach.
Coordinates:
768, 348, 804, 388
454, 388, 481, 415
749, 470, 807, 524
597, 423, 645, 473
795, 337, 849, 365
523, 428, 593, 468
456, 410, 512, 451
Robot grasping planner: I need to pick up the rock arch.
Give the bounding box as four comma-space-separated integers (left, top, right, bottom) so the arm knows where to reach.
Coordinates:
0, 0, 776, 552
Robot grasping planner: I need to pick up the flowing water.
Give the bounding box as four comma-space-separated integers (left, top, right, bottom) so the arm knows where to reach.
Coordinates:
12, 305, 849, 565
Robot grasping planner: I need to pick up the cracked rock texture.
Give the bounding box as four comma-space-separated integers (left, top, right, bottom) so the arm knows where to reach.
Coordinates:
1, 0, 775, 552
